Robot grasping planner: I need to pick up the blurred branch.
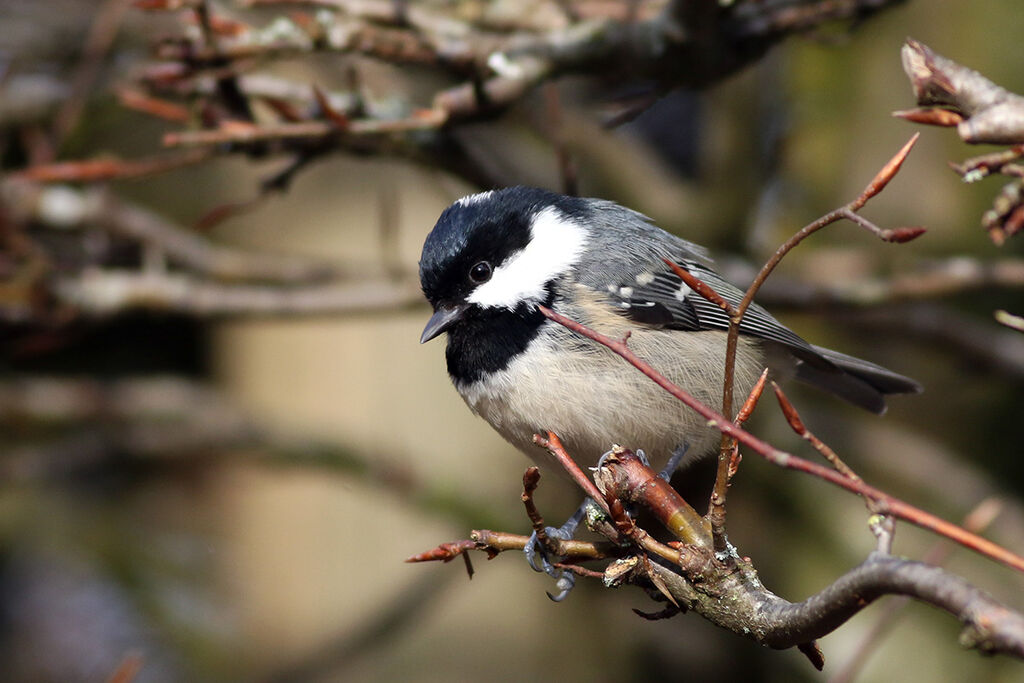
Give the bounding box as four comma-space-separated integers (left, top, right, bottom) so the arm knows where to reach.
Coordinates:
0, 376, 256, 481
745, 257, 1024, 308
898, 38, 1024, 145
996, 309, 1024, 334
10, 151, 213, 182
706, 256, 1024, 379
52, 269, 421, 317
51, 0, 132, 152
3, 181, 334, 282
840, 304, 1024, 381
897, 39, 1024, 244
0, 375, 507, 529
261, 572, 461, 683
0, 180, 424, 321
122, 0, 907, 175
3, 1, 909, 325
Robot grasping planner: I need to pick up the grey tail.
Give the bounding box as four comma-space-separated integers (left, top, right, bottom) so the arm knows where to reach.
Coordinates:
792, 345, 922, 415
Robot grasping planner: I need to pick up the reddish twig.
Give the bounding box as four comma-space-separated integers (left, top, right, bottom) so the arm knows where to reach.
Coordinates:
594, 446, 711, 548
312, 85, 351, 129
520, 465, 576, 562
663, 258, 734, 314
10, 150, 212, 182
405, 539, 480, 563
711, 134, 922, 548
726, 133, 920, 367
533, 432, 608, 511
661, 258, 741, 548
406, 530, 614, 565
734, 368, 769, 427
105, 652, 144, 683
727, 369, 768, 478
536, 304, 1024, 574
535, 433, 686, 568
772, 381, 896, 551
117, 88, 192, 122
709, 367, 769, 547
772, 382, 859, 481
892, 107, 964, 127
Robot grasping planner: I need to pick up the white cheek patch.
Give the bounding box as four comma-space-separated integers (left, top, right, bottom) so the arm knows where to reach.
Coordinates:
468, 206, 588, 310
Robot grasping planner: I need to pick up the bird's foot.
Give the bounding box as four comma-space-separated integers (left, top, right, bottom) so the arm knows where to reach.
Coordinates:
524, 504, 585, 602
657, 443, 690, 482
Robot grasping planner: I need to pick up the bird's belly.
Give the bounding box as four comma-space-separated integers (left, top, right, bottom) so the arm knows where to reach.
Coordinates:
454, 329, 765, 470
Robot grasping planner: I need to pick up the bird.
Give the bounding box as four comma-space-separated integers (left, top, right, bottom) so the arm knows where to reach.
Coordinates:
419, 186, 921, 478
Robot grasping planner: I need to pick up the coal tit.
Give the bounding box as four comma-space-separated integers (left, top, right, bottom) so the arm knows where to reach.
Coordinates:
419, 187, 920, 472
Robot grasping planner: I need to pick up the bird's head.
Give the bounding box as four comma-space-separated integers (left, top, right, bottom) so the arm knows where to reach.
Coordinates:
418, 187, 591, 343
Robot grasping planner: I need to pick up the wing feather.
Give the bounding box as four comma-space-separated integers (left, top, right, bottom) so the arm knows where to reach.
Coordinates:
602, 256, 816, 356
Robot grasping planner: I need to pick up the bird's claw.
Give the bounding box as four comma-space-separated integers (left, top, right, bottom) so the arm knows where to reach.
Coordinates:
658, 443, 689, 481
525, 522, 577, 574
523, 505, 585, 599
546, 572, 576, 602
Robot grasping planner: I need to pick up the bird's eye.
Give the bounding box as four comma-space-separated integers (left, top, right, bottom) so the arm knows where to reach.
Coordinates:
469, 261, 492, 283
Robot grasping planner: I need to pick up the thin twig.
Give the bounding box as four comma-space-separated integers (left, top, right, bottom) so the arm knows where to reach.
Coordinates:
162, 111, 448, 147
772, 382, 859, 481
829, 498, 1005, 683
536, 433, 684, 567
712, 134, 921, 548
537, 304, 1024, 574
661, 258, 739, 549
51, 0, 130, 151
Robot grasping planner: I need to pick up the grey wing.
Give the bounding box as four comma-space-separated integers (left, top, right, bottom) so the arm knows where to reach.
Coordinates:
604, 255, 817, 356
600, 255, 921, 413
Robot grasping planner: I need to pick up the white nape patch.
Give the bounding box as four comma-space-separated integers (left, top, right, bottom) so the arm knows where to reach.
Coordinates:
467, 206, 588, 310
635, 271, 655, 286
674, 282, 692, 302
456, 190, 494, 207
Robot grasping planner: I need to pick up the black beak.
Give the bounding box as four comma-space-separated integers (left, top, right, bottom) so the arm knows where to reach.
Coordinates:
420, 304, 468, 343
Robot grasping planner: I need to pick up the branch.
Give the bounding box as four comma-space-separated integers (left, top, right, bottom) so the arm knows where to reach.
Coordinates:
109, 0, 909, 183
832, 498, 1005, 683
592, 450, 1024, 659
897, 39, 1024, 244
710, 134, 921, 549
899, 39, 1024, 145
415, 448, 1024, 663
750, 256, 1024, 308
648, 551, 1024, 657
2, 181, 334, 283
52, 269, 422, 317
536, 305, 1024, 574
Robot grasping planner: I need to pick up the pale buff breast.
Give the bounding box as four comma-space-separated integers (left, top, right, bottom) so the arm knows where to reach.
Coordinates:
455, 310, 766, 472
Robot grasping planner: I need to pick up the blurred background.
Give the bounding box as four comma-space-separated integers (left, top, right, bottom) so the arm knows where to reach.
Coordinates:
2, 0, 1023, 681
